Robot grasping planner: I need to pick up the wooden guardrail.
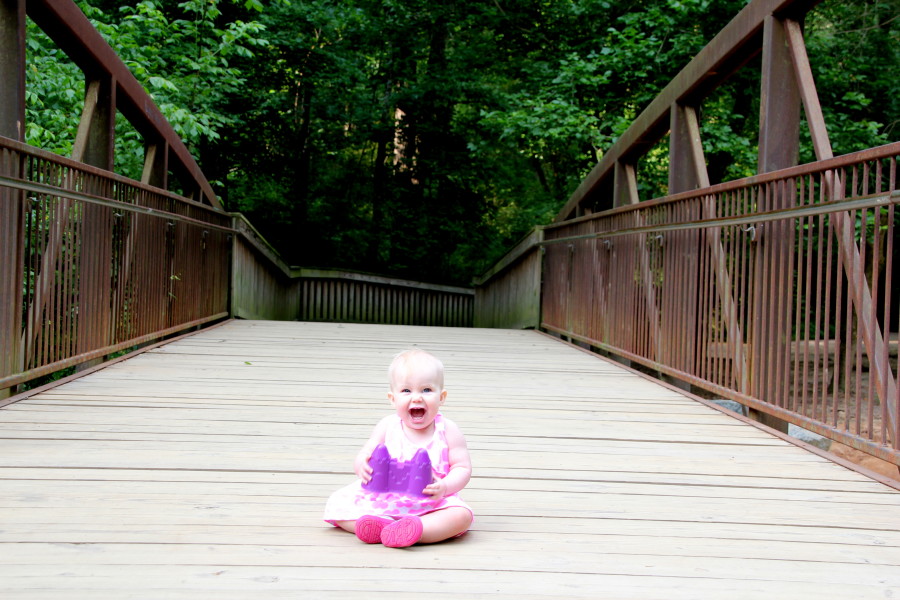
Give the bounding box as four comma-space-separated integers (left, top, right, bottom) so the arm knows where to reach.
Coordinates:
231, 213, 302, 322
231, 217, 473, 327
473, 229, 543, 330
298, 270, 473, 327
231, 215, 474, 327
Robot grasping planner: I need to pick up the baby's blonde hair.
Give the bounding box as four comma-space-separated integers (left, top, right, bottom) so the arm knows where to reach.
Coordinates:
388, 349, 445, 389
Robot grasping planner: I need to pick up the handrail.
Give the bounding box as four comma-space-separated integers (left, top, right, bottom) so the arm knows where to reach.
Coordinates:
473, 228, 544, 287
0, 140, 475, 395
476, 0, 900, 468
0, 174, 233, 232
541, 146, 900, 466
231, 227, 475, 326
473, 229, 544, 330
298, 270, 473, 327
0, 138, 232, 391
542, 189, 900, 243
0, 135, 225, 220
229, 214, 474, 326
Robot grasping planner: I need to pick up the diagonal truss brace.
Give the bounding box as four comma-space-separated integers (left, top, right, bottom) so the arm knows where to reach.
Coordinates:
671, 104, 751, 394
784, 18, 898, 437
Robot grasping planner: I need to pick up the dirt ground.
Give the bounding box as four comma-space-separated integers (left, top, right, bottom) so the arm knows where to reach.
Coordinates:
787, 356, 899, 483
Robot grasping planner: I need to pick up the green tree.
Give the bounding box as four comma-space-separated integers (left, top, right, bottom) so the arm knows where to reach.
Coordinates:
802, 0, 897, 159
24, 0, 899, 285
26, 0, 268, 180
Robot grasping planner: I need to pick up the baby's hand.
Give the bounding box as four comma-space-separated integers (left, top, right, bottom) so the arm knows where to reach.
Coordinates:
422, 477, 447, 500
354, 452, 374, 483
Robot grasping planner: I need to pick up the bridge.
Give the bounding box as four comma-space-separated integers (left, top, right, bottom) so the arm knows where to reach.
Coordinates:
2, 0, 900, 597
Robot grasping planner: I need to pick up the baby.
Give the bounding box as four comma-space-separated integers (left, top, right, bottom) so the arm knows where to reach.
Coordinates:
324, 349, 473, 547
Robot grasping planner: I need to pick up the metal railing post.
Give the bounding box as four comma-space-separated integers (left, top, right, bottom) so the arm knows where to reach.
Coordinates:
747, 16, 803, 432
0, 0, 25, 141
0, 156, 24, 399
0, 0, 25, 398
73, 76, 116, 364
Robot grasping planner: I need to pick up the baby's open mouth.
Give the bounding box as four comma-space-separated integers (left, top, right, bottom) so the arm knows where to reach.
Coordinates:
410, 407, 426, 420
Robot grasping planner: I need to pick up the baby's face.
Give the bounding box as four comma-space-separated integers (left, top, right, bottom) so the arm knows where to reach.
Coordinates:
388, 359, 446, 434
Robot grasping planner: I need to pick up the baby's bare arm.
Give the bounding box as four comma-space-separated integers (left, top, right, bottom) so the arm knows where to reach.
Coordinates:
354, 416, 390, 482
423, 418, 471, 499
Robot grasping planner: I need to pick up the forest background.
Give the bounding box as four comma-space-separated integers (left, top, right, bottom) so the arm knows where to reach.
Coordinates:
25, 0, 899, 286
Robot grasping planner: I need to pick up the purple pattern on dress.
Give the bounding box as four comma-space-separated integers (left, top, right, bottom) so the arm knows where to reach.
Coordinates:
362, 444, 432, 497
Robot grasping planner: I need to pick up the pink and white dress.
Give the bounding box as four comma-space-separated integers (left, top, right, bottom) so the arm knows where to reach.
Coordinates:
324, 413, 473, 524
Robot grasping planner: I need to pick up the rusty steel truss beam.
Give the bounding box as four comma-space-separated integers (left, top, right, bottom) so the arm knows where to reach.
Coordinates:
541, 0, 899, 463
556, 0, 822, 221
7, 0, 219, 209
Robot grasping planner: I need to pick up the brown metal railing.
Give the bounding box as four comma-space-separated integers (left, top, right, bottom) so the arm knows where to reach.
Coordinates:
540, 144, 900, 465
2, 0, 233, 396
0, 137, 232, 392
1, 0, 477, 401
8, 0, 895, 469
475, 0, 899, 466
0, 140, 475, 396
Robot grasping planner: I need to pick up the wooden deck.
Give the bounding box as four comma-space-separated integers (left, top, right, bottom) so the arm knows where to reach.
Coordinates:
2, 320, 899, 598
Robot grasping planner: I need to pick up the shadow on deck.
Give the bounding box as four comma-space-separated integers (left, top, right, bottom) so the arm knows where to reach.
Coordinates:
1, 320, 899, 598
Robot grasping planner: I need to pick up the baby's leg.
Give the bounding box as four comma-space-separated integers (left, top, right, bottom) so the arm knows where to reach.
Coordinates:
332, 519, 356, 534
418, 507, 473, 544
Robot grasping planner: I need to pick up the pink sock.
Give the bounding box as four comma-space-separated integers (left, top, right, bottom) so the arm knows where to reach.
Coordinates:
380, 515, 423, 548
355, 515, 393, 544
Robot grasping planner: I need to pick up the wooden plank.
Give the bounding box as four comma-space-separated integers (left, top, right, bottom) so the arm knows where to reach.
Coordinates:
0, 464, 888, 493
4, 543, 900, 586
2, 476, 897, 506
0, 320, 898, 599
0, 565, 893, 600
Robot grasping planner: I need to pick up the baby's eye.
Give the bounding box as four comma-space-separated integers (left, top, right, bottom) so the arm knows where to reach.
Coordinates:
423, 387, 433, 393
401, 388, 411, 394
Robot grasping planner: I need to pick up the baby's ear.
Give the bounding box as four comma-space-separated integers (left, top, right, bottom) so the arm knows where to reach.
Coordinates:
440, 389, 447, 404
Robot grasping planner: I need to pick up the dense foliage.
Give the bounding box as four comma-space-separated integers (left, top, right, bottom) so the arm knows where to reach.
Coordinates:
24, 0, 900, 285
